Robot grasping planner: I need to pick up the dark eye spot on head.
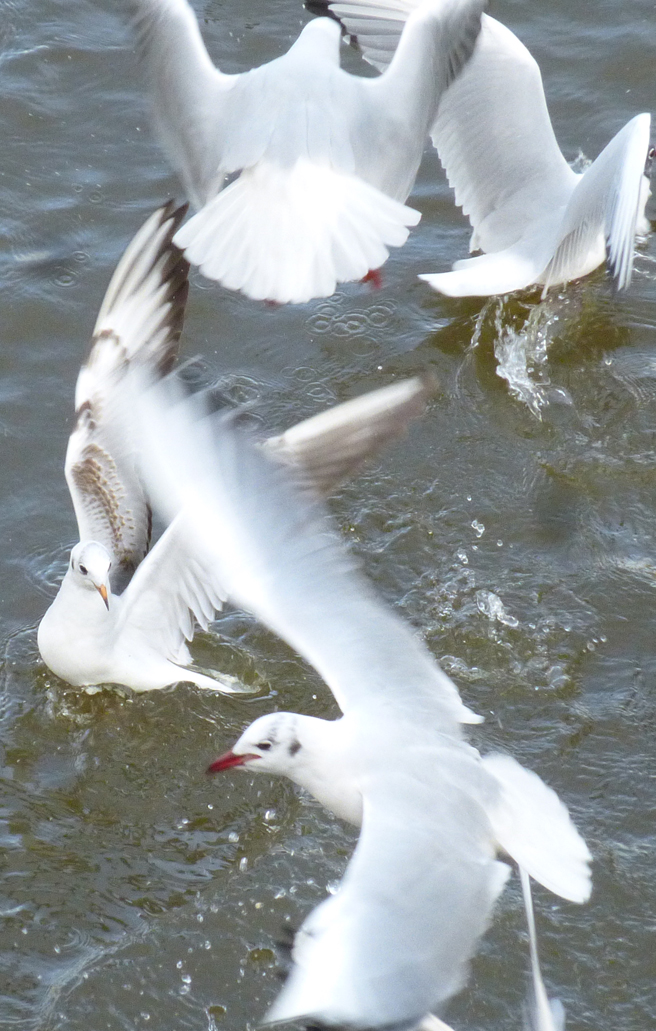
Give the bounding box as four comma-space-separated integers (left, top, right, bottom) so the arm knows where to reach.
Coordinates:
288, 739, 301, 757
79, 564, 88, 575
258, 741, 272, 751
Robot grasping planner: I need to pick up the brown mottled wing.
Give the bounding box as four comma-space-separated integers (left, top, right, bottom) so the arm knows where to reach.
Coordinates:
262, 373, 437, 496
65, 202, 189, 577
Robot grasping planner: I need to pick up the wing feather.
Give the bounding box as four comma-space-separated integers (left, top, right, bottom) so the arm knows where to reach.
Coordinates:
263, 373, 437, 495
129, 0, 237, 207
117, 514, 228, 665
542, 113, 651, 293
268, 767, 509, 1027
65, 202, 189, 580
126, 379, 482, 725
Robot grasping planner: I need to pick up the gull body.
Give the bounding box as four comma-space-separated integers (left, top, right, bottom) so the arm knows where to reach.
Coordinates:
128, 0, 486, 303
121, 380, 591, 1028
318, 2, 652, 296
38, 204, 436, 692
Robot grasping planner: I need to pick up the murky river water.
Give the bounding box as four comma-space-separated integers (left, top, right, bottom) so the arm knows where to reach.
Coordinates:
1, 0, 656, 1028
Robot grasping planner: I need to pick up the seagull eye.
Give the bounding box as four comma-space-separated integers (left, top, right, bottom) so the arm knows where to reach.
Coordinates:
258, 741, 272, 751
79, 564, 88, 576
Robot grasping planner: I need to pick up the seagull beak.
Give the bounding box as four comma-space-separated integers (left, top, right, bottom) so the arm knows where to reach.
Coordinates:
97, 584, 109, 610
207, 750, 259, 774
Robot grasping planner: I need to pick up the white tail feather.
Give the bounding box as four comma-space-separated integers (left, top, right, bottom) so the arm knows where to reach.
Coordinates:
174, 159, 420, 303
483, 754, 592, 903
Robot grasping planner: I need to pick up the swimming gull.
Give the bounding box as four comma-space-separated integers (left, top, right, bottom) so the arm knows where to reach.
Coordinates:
37, 203, 437, 692
126, 0, 486, 304
315, 2, 653, 296
118, 377, 591, 1026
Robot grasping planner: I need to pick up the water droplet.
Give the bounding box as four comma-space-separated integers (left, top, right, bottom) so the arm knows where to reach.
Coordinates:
228, 832, 239, 843
239, 857, 248, 872
471, 519, 485, 537
456, 548, 468, 565
264, 809, 276, 822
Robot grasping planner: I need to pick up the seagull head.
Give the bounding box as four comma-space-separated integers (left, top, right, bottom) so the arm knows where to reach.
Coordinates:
70, 541, 112, 609
207, 713, 304, 776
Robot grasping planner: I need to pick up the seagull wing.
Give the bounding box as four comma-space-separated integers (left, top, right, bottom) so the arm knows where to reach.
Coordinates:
431, 14, 578, 254
65, 202, 189, 581
356, 0, 486, 200
268, 763, 510, 1027
319, 7, 577, 253
129, 0, 238, 208
263, 373, 436, 495
482, 754, 591, 903
115, 512, 228, 667
542, 112, 651, 293
127, 380, 481, 725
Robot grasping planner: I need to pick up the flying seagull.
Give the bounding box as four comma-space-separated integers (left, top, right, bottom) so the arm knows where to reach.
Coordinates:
127, 0, 486, 304
314, 1, 652, 296
37, 203, 437, 692
118, 374, 591, 1027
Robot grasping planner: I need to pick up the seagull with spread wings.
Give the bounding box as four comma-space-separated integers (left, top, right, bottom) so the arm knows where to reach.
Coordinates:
126, 0, 486, 304
37, 203, 437, 692
119, 374, 591, 1028
314, 1, 652, 297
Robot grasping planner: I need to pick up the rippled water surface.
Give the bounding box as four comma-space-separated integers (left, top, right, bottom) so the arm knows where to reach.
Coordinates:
1, 1, 656, 1028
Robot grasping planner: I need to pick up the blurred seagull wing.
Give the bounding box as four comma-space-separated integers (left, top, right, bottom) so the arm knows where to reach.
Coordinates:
482, 754, 592, 903
268, 771, 510, 1027
263, 373, 436, 495
65, 202, 189, 577
129, 382, 481, 725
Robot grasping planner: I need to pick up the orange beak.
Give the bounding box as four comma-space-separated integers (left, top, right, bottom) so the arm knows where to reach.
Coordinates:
97, 584, 109, 610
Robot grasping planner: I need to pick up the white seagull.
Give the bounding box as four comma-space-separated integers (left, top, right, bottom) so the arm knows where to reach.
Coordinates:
120, 377, 591, 1028
127, 0, 486, 304
37, 203, 437, 692
316, 1, 653, 297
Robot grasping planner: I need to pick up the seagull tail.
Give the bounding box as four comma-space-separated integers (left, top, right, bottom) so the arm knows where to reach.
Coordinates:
520, 868, 567, 1031
419, 243, 546, 298
174, 158, 420, 304
482, 753, 592, 904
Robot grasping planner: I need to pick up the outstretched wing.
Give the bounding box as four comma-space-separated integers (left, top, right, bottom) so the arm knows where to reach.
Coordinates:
65, 202, 189, 580
129, 0, 238, 208
114, 372, 433, 671
542, 113, 651, 293
263, 373, 437, 495
123, 377, 481, 725
321, 6, 578, 254
116, 512, 229, 667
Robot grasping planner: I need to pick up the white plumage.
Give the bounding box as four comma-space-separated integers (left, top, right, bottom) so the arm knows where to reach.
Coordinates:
322, 3, 652, 296
120, 377, 591, 1028
38, 204, 437, 692
128, 0, 487, 303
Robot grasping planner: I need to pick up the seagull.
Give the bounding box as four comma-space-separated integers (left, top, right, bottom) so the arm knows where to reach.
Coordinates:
37, 202, 437, 692
315, 2, 653, 297
118, 375, 591, 1028
126, 0, 486, 304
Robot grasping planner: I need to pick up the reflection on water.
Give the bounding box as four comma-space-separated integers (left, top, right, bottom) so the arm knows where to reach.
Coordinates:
1, 0, 656, 1029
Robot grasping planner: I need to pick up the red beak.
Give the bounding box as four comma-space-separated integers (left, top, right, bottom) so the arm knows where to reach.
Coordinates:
207, 750, 259, 774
